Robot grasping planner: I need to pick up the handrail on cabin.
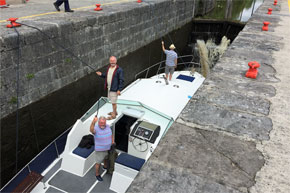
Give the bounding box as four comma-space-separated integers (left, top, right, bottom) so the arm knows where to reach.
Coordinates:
134, 55, 200, 80
0, 126, 71, 192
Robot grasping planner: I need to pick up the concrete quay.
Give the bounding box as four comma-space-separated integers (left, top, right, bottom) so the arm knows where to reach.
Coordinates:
128, 0, 290, 193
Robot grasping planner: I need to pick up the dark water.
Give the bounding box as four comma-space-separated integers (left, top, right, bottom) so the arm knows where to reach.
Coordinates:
201, 0, 264, 22
0, 23, 193, 188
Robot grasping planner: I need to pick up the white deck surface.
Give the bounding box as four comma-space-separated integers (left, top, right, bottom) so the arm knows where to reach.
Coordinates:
119, 71, 205, 120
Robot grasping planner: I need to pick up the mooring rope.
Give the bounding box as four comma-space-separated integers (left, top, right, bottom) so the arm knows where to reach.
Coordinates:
10, 21, 103, 173
16, 22, 96, 72
12, 25, 20, 173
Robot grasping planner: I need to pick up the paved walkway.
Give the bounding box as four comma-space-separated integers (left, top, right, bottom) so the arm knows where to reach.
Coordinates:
0, 0, 136, 22
128, 0, 290, 193
250, 0, 290, 192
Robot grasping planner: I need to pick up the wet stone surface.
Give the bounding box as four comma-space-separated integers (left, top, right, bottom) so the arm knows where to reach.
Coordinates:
220, 50, 280, 83
192, 86, 271, 115
238, 31, 284, 42
180, 100, 272, 141
234, 36, 281, 52
127, 123, 264, 193
203, 75, 276, 98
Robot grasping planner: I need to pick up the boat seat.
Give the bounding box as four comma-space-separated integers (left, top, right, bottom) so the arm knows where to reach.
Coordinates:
110, 153, 145, 193
12, 171, 43, 193
61, 120, 97, 176
115, 153, 145, 171
72, 146, 94, 158
176, 74, 195, 82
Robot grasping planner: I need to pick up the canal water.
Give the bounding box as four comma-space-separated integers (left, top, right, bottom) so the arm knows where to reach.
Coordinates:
0, 0, 264, 189
200, 0, 264, 22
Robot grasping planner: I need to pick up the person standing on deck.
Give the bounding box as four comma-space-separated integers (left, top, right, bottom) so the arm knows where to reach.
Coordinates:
53, 0, 74, 12
90, 116, 114, 181
96, 56, 124, 120
161, 41, 178, 81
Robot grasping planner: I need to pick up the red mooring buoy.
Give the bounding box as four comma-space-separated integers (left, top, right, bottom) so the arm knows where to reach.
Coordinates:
273, 0, 277, 6
267, 8, 272, 15
94, 4, 102, 11
262, 21, 270, 31
0, 0, 9, 8
6, 18, 21, 28
245, 61, 260, 79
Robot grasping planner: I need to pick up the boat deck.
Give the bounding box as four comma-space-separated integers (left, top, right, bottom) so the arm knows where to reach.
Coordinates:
32, 163, 111, 193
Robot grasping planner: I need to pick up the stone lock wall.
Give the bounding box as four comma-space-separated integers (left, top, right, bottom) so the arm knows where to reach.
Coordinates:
0, 0, 215, 119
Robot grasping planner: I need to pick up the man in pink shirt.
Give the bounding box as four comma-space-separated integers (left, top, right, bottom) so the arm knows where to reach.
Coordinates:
90, 116, 114, 181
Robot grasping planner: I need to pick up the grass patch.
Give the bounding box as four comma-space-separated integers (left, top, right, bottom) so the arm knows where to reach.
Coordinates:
65, 58, 72, 63
9, 97, 17, 104
26, 73, 35, 80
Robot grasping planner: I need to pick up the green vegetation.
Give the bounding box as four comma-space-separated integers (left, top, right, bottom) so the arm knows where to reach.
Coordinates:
65, 58, 72, 63
199, 0, 258, 21
26, 73, 35, 80
9, 97, 17, 104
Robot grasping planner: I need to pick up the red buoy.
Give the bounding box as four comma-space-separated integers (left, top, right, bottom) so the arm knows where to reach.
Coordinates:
273, 0, 277, 6
94, 4, 102, 11
245, 61, 260, 79
6, 18, 21, 28
0, 0, 9, 8
262, 21, 270, 31
267, 8, 272, 15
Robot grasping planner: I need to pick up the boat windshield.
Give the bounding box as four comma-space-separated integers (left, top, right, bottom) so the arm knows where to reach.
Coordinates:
80, 97, 174, 136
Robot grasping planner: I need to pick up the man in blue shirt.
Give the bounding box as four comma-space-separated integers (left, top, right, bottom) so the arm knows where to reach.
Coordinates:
162, 41, 178, 81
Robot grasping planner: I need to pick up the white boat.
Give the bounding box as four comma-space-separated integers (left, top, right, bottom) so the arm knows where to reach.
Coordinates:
1, 56, 204, 193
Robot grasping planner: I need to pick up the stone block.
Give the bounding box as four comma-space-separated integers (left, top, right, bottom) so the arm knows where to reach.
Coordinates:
180, 100, 272, 141
194, 87, 271, 115
58, 20, 74, 36
128, 122, 264, 193
203, 75, 276, 98
0, 49, 18, 70
1, 33, 20, 51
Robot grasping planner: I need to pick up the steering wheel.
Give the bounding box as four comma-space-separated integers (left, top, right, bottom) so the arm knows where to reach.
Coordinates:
132, 138, 148, 152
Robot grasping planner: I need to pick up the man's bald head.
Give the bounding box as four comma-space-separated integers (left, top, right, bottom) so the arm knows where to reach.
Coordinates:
98, 116, 107, 129
109, 56, 117, 66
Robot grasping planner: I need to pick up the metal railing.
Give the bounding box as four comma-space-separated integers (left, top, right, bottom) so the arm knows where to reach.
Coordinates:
134, 55, 200, 80
0, 126, 72, 192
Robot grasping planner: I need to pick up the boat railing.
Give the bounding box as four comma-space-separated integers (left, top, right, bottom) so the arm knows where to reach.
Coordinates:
134, 55, 200, 80
80, 97, 174, 124
80, 97, 107, 122
0, 126, 72, 193
156, 61, 200, 74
